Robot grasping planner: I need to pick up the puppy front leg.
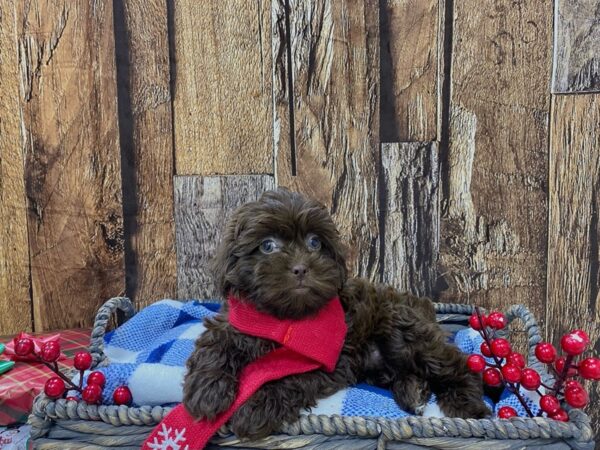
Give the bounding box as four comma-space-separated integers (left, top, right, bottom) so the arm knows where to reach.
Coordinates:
381, 306, 490, 419
229, 355, 355, 439
182, 316, 272, 420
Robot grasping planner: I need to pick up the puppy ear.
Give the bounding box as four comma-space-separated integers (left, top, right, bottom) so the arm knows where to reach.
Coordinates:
211, 205, 248, 298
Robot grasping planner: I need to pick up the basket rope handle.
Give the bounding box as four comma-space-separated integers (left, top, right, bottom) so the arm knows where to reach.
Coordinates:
502, 303, 552, 383
89, 296, 136, 368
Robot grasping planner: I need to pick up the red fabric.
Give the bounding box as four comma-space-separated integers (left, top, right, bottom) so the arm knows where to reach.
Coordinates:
4, 332, 67, 362
143, 297, 347, 450
0, 329, 90, 425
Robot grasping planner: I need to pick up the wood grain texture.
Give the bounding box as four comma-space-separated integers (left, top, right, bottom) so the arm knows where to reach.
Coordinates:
381, 142, 439, 297
172, 1, 273, 175
438, 0, 552, 317
17, 1, 125, 330
175, 175, 275, 300
547, 94, 600, 441
277, 0, 381, 281
271, 0, 292, 185
114, 0, 176, 310
552, 0, 600, 93
0, 1, 32, 333
380, 0, 438, 141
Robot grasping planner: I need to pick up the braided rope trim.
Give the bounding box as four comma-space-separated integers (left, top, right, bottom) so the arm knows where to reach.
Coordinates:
28, 297, 594, 444
29, 396, 594, 443
89, 297, 135, 367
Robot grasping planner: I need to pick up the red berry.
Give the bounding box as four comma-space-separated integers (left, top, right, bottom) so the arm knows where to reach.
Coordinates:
551, 409, 569, 422
555, 357, 578, 377
572, 329, 590, 345
578, 358, 600, 380
520, 368, 541, 390
13, 338, 34, 356
480, 342, 492, 357
566, 379, 584, 391
112, 386, 132, 406
561, 331, 588, 355
467, 354, 486, 373
87, 371, 106, 387
469, 313, 487, 330
74, 351, 93, 371
483, 368, 502, 386
40, 341, 61, 362
535, 342, 557, 364
507, 352, 526, 369
81, 384, 102, 403
82, 384, 103, 404
491, 338, 511, 358
44, 377, 66, 399
539, 395, 561, 415
565, 386, 589, 408
497, 406, 518, 418
66, 396, 79, 402
487, 312, 507, 330
501, 364, 522, 383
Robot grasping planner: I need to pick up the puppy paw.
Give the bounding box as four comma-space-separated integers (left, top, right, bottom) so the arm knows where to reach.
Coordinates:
183, 371, 237, 421
228, 397, 282, 439
228, 384, 299, 439
437, 392, 491, 419
414, 403, 427, 416
392, 377, 430, 415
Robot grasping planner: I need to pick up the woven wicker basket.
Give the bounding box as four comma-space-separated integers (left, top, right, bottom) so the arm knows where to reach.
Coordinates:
29, 297, 595, 449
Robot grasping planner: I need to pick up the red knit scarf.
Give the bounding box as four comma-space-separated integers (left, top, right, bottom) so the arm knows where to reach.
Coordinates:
142, 296, 347, 450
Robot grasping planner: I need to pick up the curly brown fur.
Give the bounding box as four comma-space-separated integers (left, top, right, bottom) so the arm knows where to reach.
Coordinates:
183, 189, 490, 439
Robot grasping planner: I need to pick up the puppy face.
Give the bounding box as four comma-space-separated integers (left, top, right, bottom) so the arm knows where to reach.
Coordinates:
212, 189, 347, 319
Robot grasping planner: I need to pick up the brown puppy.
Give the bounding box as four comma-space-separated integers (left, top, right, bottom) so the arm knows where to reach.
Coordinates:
183, 189, 490, 439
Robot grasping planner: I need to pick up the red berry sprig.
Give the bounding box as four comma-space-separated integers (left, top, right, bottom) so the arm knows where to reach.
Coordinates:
533, 329, 599, 412
466, 308, 600, 422
12, 334, 130, 406
467, 308, 535, 418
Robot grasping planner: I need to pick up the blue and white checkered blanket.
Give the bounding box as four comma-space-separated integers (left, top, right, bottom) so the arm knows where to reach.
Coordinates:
76, 299, 539, 418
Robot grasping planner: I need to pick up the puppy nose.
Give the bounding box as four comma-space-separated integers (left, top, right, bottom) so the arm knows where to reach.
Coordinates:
292, 264, 307, 277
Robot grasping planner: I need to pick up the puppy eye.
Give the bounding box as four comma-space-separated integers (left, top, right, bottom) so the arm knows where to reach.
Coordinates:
306, 234, 321, 251
260, 238, 280, 254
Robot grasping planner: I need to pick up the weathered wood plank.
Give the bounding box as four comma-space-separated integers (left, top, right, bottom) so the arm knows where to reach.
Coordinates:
381, 142, 439, 297
174, 175, 275, 300
17, 1, 125, 330
172, 1, 273, 175
114, 0, 176, 309
276, 0, 380, 281
547, 94, 600, 441
271, 0, 292, 185
0, 1, 32, 333
437, 0, 552, 317
552, 0, 600, 93
380, 0, 438, 141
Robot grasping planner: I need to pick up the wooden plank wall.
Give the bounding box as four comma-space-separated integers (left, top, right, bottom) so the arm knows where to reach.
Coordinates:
17, 1, 125, 331
0, 0, 32, 333
113, 0, 177, 310
276, 0, 381, 280
0, 0, 599, 441
439, 0, 552, 317
550, 0, 600, 436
